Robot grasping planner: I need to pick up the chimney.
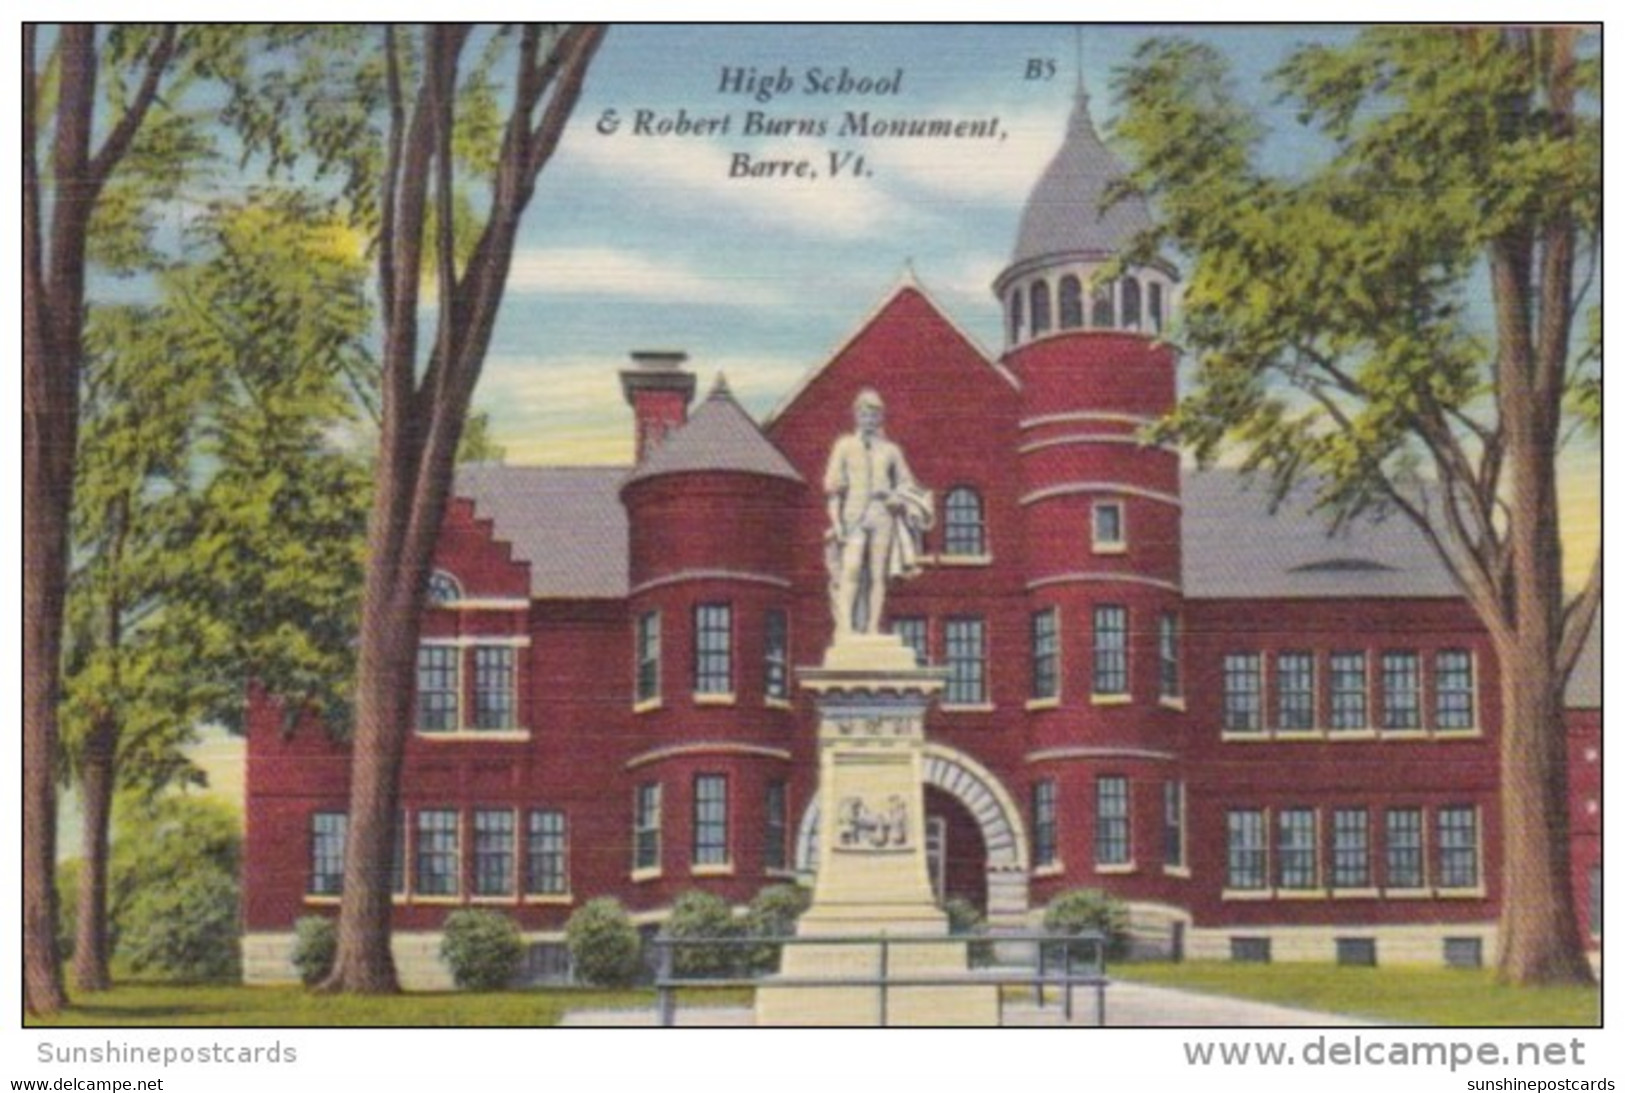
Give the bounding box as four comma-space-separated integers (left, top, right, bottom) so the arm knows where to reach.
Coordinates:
620, 350, 696, 463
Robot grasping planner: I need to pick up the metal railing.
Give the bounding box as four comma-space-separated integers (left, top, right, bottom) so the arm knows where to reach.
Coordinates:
650, 930, 1109, 1027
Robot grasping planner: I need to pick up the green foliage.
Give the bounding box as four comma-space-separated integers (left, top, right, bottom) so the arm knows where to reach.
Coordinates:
942, 897, 994, 968
456, 410, 507, 464
742, 884, 809, 973
1112, 28, 1599, 529
564, 898, 643, 988
1043, 888, 1130, 961
439, 910, 523, 991
291, 917, 337, 988
119, 869, 240, 982
663, 890, 742, 978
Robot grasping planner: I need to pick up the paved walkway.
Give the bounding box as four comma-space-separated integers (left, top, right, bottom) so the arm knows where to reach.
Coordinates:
559, 981, 1383, 1027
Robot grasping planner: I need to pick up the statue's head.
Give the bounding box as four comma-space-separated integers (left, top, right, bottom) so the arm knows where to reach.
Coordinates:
853, 388, 884, 437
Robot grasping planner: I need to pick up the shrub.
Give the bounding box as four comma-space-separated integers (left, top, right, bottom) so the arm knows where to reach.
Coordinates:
119, 869, 241, 981
743, 883, 810, 972
943, 897, 993, 967
1042, 887, 1130, 962
291, 916, 337, 987
565, 898, 643, 987
664, 890, 742, 977
440, 909, 524, 991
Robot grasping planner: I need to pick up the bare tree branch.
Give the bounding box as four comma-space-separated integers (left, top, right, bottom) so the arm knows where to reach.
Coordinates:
88, 27, 180, 186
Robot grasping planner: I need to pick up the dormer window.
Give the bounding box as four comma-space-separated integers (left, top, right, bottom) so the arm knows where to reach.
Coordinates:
427, 570, 462, 605
1030, 280, 1052, 337
1058, 275, 1083, 329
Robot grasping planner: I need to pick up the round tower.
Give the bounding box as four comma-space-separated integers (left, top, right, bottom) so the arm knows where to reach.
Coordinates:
620, 374, 806, 909
995, 87, 1187, 913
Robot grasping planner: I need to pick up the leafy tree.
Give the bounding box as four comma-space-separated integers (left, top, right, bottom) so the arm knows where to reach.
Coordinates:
565, 898, 643, 988
238, 24, 607, 993
457, 410, 508, 464
1113, 27, 1599, 984
58, 192, 372, 992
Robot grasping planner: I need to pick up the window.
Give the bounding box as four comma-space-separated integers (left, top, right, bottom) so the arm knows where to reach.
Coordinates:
1336, 938, 1377, 967
1222, 653, 1262, 731
694, 603, 732, 696
893, 617, 928, 667
1230, 937, 1271, 963
1095, 776, 1130, 866
416, 645, 459, 732
1030, 280, 1052, 336
943, 488, 986, 556
693, 774, 729, 866
1158, 614, 1181, 700
472, 647, 516, 730
1226, 809, 1267, 890
1385, 807, 1424, 888
1092, 605, 1128, 696
1329, 651, 1368, 730
1332, 808, 1369, 889
426, 570, 462, 604
1058, 274, 1083, 329
1121, 277, 1142, 330
944, 617, 986, 705
1030, 608, 1059, 700
1435, 650, 1475, 729
635, 611, 660, 705
309, 812, 346, 896
764, 782, 788, 872
764, 609, 789, 701
1276, 651, 1315, 730
1437, 806, 1479, 889
1092, 500, 1125, 552
1009, 289, 1024, 344
414, 809, 460, 896
1381, 651, 1421, 729
1091, 281, 1114, 327
634, 784, 662, 872
1032, 781, 1058, 867
1148, 282, 1164, 333
1277, 808, 1318, 889
526, 810, 568, 896
473, 809, 515, 896
1163, 781, 1185, 869
1444, 937, 1483, 968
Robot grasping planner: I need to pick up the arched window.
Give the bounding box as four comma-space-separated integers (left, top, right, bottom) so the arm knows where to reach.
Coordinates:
1029, 281, 1052, 338
1058, 275, 1084, 329
1121, 277, 1142, 330
1091, 281, 1115, 328
943, 487, 986, 557
427, 570, 462, 604
1009, 289, 1024, 345
1149, 282, 1164, 333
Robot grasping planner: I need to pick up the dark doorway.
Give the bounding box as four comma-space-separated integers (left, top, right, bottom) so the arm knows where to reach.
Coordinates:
925, 786, 989, 913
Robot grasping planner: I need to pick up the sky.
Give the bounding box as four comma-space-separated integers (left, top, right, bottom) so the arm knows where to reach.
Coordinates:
54, 24, 1602, 833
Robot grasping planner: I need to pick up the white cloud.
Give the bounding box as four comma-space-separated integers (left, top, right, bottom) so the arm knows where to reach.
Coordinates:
858, 104, 1067, 203
505, 246, 788, 308
558, 123, 917, 239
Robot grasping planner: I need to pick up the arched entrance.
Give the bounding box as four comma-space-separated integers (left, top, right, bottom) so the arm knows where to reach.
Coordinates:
795, 743, 1031, 926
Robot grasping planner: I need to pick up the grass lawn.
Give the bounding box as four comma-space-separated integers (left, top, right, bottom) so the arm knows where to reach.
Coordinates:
24, 983, 752, 1028
1115, 962, 1600, 1027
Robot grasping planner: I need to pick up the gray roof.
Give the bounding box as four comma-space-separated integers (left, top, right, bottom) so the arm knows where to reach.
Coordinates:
623, 377, 803, 488
1008, 89, 1154, 271
1180, 470, 1461, 600
454, 465, 628, 599
1566, 612, 1601, 709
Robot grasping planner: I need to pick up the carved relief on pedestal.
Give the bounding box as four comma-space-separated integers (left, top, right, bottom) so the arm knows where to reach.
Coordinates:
835, 794, 911, 850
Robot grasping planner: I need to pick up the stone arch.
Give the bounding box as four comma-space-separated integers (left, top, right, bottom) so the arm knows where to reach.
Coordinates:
795, 743, 1031, 923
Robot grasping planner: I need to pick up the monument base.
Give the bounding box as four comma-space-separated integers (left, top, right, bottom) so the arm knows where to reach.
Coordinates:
754, 632, 999, 1026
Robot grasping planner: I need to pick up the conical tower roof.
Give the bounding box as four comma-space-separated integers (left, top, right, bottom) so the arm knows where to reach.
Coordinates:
623, 375, 803, 488
1006, 87, 1154, 275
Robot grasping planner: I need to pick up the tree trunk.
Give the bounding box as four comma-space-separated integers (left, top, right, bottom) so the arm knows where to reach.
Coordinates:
72, 721, 118, 992
1494, 644, 1594, 985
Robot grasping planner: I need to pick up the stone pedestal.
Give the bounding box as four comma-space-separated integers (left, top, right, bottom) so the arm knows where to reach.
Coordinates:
755, 634, 999, 1026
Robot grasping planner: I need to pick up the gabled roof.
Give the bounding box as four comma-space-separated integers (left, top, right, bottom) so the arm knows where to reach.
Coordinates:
453, 465, 627, 599
623, 376, 802, 488
764, 273, 1017, 427
1180, 470, 1460, 599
